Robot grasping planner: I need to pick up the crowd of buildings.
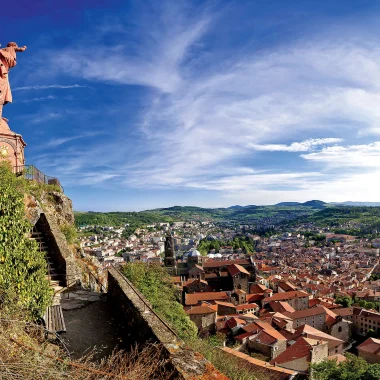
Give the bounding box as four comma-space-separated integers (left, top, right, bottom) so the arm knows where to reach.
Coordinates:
79, 220, 380, 377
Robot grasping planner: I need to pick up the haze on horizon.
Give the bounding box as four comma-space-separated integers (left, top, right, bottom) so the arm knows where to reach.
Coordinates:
5, 0, 380, 212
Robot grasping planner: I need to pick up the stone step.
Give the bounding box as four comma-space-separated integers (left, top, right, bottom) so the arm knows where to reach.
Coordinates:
52, 285, 64, 293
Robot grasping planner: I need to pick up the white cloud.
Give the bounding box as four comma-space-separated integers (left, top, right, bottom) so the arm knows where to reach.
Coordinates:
14, 84, 87, 91
32, 5, 380, 204
302, 142, 380, 169
248, 138, 343, 152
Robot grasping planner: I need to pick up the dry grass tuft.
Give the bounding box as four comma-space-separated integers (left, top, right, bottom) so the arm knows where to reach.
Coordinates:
0, 303, 176, 380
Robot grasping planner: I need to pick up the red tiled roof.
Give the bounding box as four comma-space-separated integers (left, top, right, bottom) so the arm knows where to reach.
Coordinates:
234, 331, 254, 342
357, 338, 380, 355
247, 294, 265, 302
263, 290, 309, 304
269, 337, 325, 365
243, 321, 286, 341
203, 259, 250, 268
285, 324, 344, 349
270, 301, 295, 314
236, 303, 258, 311
290, 306, 326, 320
333, 307, 354, 317
221, 347, 298, 378
227, 264, 250, 277
185, 291, 229, 306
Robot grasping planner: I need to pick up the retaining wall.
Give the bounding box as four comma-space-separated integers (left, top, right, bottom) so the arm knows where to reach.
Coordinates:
107, 267, 226, 379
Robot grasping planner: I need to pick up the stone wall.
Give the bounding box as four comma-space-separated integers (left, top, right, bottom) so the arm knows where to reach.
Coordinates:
232, 273, 249, 293
328, 318, 351, 343
107, 267, 226, 379
310, 341, 329, 365
188, 312, 216, 332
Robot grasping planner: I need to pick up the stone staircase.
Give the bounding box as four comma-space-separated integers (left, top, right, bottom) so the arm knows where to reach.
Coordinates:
31, 227, 65, 305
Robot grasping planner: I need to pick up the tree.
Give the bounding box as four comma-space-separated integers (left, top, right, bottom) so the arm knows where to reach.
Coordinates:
336, 296, 353, 308
310, 358, 340, 380
0, 163, 52, 319
366, 302, 376, 310
311, 354, 373, 380
366, 329, 377, 339
366, 364, 380, 380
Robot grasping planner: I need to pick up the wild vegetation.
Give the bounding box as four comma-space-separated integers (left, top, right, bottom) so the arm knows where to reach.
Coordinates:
122, 262, 198, 340
311, 353, 380, 380
197, 236, 255, 255
0, 162, 52, 319
122, 262, 260, 380
0, 300, 172, 380
59, 223, 78, 244
75, 211, 174, 228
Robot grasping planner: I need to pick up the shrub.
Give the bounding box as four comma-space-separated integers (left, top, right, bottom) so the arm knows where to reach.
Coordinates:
123, 262, 261, 380
311, 353, 380, 380
0, 162, 52, 319
60, 224, 78, 244
122, 262, 198, 340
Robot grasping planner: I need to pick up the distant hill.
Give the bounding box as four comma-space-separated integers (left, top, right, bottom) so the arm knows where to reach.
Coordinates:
275, 202, 301, 206
228, 205, 246, 210
333, 202, 380, 207
301, 200, 327, 208
275, 200, 327, 208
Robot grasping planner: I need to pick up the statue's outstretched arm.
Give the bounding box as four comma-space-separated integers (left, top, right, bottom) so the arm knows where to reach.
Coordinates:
15, 46, 27, 52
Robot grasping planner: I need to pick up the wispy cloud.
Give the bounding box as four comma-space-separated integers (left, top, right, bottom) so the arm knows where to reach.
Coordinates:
248, 138, 343, 152
41, 8, 210, 93
46, 132, 104, 147
30, 112, 62, 124
30, 3, 380, 204
14, 84, 87, 91
21, 95, 56, 102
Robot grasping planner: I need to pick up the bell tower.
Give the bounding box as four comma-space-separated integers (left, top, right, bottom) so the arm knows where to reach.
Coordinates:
164, 230, 176, 274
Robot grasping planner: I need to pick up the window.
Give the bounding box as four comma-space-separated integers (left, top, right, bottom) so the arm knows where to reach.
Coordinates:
338, 326, 342, 333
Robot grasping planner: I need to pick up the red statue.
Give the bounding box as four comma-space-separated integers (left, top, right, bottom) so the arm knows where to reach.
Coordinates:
0, 42, 27, 120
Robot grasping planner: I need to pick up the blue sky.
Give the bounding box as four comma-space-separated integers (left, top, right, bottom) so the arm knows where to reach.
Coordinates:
4, 0, 380, 211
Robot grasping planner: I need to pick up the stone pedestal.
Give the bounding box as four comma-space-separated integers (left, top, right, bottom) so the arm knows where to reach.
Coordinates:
0, 118, 26, 171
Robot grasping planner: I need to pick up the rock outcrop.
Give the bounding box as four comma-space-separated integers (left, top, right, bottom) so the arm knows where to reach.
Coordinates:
25, 191, 80, 286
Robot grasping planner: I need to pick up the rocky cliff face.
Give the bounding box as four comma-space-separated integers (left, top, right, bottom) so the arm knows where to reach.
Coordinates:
25, 191, 80, 285
24, 191, 74, 227
24, 190, 106, 291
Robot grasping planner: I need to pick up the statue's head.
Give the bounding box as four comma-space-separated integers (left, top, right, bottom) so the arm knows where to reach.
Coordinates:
7, 42, 18, 48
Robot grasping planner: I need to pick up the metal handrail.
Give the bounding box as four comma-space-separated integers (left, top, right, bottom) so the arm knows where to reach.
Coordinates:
13, 165, 64, 193
112, 266, 179, 340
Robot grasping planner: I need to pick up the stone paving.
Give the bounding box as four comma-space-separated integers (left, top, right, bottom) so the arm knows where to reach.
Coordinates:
60, 290, 129, 360
60, 290, 103, 310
